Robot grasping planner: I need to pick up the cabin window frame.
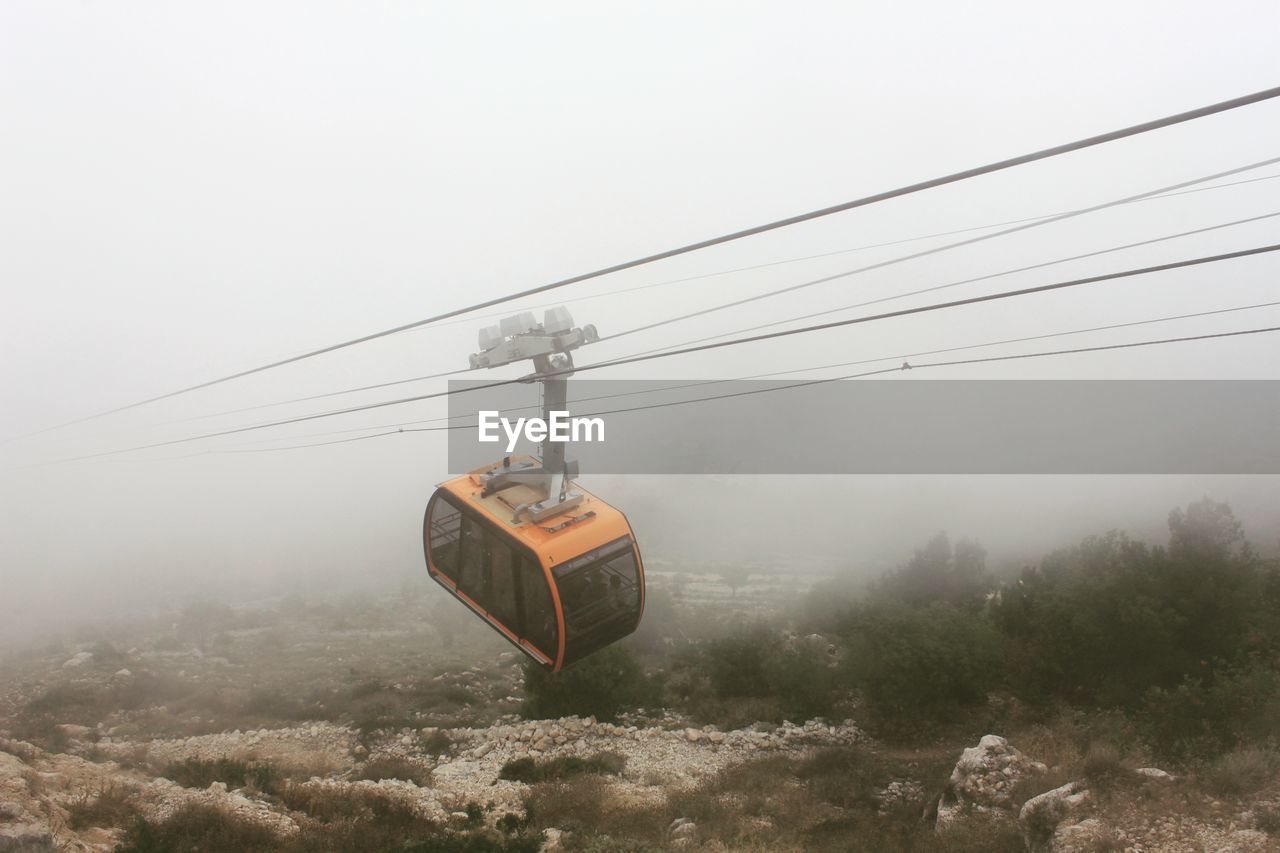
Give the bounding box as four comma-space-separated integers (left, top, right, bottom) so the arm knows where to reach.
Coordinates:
426, 491, 557, 660
553, 535, 642, 665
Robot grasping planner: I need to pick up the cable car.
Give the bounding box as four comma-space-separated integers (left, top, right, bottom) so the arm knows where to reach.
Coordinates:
424, 455, 644, 671
422, 307, 645, 671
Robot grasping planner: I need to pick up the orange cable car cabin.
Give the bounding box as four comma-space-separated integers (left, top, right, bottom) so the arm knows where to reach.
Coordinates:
423, 455, 645, 672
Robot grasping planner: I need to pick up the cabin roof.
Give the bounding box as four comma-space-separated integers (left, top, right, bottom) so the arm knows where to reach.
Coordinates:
436, 457, 631, 568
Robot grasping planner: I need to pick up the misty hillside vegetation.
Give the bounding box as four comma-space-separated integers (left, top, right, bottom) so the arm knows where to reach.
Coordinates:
528, 498, 1280, 764
4, 497, 1279, 852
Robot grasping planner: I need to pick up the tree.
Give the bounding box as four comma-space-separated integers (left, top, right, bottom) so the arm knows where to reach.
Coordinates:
521, 645, 659, 721
873, 532, 988, 605
839, 602, 1002, 732
177, 600, 232, 654
718, 566, 752, 599
1168, 497, 1245, 563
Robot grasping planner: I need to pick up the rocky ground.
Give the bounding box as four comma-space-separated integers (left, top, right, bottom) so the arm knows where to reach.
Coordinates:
0, 714, 864, 851
934, 734, 1280, 853
4, 715, 1278, 851
2, 582, 1278, 851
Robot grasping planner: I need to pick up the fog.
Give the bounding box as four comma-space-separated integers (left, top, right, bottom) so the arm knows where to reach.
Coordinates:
3, 2, 1279, 645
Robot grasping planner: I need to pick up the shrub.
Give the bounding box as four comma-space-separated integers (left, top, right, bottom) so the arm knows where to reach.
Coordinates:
838, 602, 1002, 734
1081, 742, 1126, 789
521, 645, 659, 722
421, 729, 455, 756
499, 752, 626, 783
163, 758, 281, 794
666, 626, 839, 725
1204, 747, 1279, 797
1138, 661, 1280, 761
117, 803, 279, 853
66, 783, 138, 830
792, 746, 892, 811
992, 501, 1270, 709
703, 626, 837, 719
276, 787, 541, 851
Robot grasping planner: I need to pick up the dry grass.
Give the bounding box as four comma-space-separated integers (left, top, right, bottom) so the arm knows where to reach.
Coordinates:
519, 745, 1024, 852
1204, 747, 1279, 797
116, 802, 280, 853
1082, 742, 1129, 789
1008, 720, 1084, 776
65, 782, 139, 830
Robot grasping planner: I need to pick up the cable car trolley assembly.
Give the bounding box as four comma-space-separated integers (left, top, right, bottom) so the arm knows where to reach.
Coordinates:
423, 307, 645, 672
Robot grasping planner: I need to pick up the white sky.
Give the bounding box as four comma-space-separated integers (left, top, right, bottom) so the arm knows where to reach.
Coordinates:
1, 2, 1278, 638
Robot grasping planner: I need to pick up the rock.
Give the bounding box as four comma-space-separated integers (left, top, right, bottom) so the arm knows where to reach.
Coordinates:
0, 822, 55, 851
400, 736, 414, 746
1051, 818, 1111, 852
54, 724, 93, 741
61, 652, 93, 669
667, 818, 697, 848
1018, 781, 1090, 853
1132, 766, 1176, 783
533, 737, 553, 751
113, 668, 132, 678
684, 729, 702, 743
708, 732, 725, 744
208, 781, 227, 794
540, 827, 566, 852
937, 735, 1045, 831
473, 742, 493, 759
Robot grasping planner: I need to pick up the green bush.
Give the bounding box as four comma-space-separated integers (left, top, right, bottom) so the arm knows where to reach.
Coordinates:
521, 645, 659, 722
499, 751, 626, 783
838, 602, 1002, 733
992, 501, 1270, 709
871, 532, 990, 606
1138, 661, 1280, 761
163, 758, 281, 794
698, 626, 837, 722
118, 803, 279, 853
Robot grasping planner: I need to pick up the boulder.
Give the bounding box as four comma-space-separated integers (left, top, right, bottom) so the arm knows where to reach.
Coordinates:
666, 818, 697, 849
54, 724, 93, 741
936, 735, 1046, 830
540, 827, 565, 852
0, 821, 54, 852
1018, 781, 1090, 852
